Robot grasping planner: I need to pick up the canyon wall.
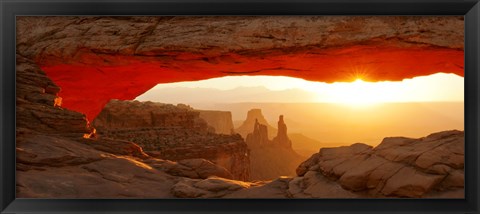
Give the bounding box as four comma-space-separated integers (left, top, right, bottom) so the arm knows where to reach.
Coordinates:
197, 110, 235, 135
16, 55, 95, 137
93, 100, 250, 181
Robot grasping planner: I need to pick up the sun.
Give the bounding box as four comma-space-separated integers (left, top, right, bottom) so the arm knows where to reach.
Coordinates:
137, 73, 464, 107
336, 79, 382, 107
314, 78, 390, 107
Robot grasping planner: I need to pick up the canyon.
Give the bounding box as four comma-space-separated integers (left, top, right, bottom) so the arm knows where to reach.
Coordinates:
93, 100, 250, 181
14, 16, 464, 199
93, 100, 304, 181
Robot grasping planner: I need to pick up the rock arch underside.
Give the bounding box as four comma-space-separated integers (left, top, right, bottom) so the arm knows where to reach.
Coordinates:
17, 16, 464, 121
15, 16, 465, 199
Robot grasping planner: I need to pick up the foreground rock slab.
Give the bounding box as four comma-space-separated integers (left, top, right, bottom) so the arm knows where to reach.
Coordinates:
296, 130, 464, 198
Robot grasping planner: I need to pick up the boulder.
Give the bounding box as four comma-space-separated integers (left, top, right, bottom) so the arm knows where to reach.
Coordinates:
296, 130, 464, 198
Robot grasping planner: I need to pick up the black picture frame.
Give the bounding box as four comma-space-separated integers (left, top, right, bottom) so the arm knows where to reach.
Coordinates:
1, 0, 479, 213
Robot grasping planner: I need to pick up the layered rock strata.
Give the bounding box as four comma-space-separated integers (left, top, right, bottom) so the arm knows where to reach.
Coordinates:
16, 55, 95, 137
16, 57, 244, 197
93, 100, 250, 181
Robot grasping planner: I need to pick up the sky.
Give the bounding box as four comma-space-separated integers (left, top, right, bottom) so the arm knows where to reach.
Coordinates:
136, 72, 464, 106
135, 72, 464, 145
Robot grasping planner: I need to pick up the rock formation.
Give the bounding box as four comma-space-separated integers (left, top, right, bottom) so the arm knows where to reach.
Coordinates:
16, 16, 464, 121
197, 110, 235, 135
245, 119, 270, 147
243, 113, 304, 180
16, 55, 95, 138
272, 115, 293, 149
93, 100, 250, 181
296, 130, 464, 198
93, 101, 210, 132
236, 109, 276, 138
14, 16, 464, 199
15, 60, 464, 197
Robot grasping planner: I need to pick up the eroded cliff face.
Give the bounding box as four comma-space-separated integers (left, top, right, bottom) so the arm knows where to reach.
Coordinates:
16, 16, 464, 121
16, 55, 94, 137
93, 100, 250, 181
197, 110, 235, 135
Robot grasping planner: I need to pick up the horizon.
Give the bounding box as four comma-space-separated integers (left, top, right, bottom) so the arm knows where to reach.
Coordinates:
136, 72, 464, 106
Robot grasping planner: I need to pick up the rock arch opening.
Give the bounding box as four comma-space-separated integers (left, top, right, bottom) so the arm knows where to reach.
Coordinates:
15, 16, 463, 122
16, 16, 466, 197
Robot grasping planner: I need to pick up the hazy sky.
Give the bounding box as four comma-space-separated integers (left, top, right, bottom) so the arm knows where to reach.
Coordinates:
136, 73, 464, 105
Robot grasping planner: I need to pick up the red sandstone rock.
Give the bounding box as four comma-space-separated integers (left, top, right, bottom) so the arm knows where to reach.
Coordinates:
16, 55, 94, 137
245, 119, 271, 147
236, 109, 277, 139
15, 16, 464, 121
14, 17, 465, 197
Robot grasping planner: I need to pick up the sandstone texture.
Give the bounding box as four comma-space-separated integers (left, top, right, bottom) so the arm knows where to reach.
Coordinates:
16, 16, 464, 121
93, 100, 250, 181
16, 55, 94, 137
296, 130, 464, 198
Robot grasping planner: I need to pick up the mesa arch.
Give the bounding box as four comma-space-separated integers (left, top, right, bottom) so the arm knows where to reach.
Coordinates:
16, 16, 464, 121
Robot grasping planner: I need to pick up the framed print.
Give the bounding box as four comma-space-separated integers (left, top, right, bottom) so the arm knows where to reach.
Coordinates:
1, 0, 479, 213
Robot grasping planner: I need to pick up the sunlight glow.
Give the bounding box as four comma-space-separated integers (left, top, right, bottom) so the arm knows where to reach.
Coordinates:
136, 73, 464, 106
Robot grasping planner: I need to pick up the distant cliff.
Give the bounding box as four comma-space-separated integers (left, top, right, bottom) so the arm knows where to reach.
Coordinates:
236, 109, 277, 139
197, 110, 235, 135
243, 111, 304, 180
93, 100, 250, 181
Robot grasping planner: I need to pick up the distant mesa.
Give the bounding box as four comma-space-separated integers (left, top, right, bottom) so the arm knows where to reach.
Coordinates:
236, 109, 277, 139
196, 110, 235, 135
